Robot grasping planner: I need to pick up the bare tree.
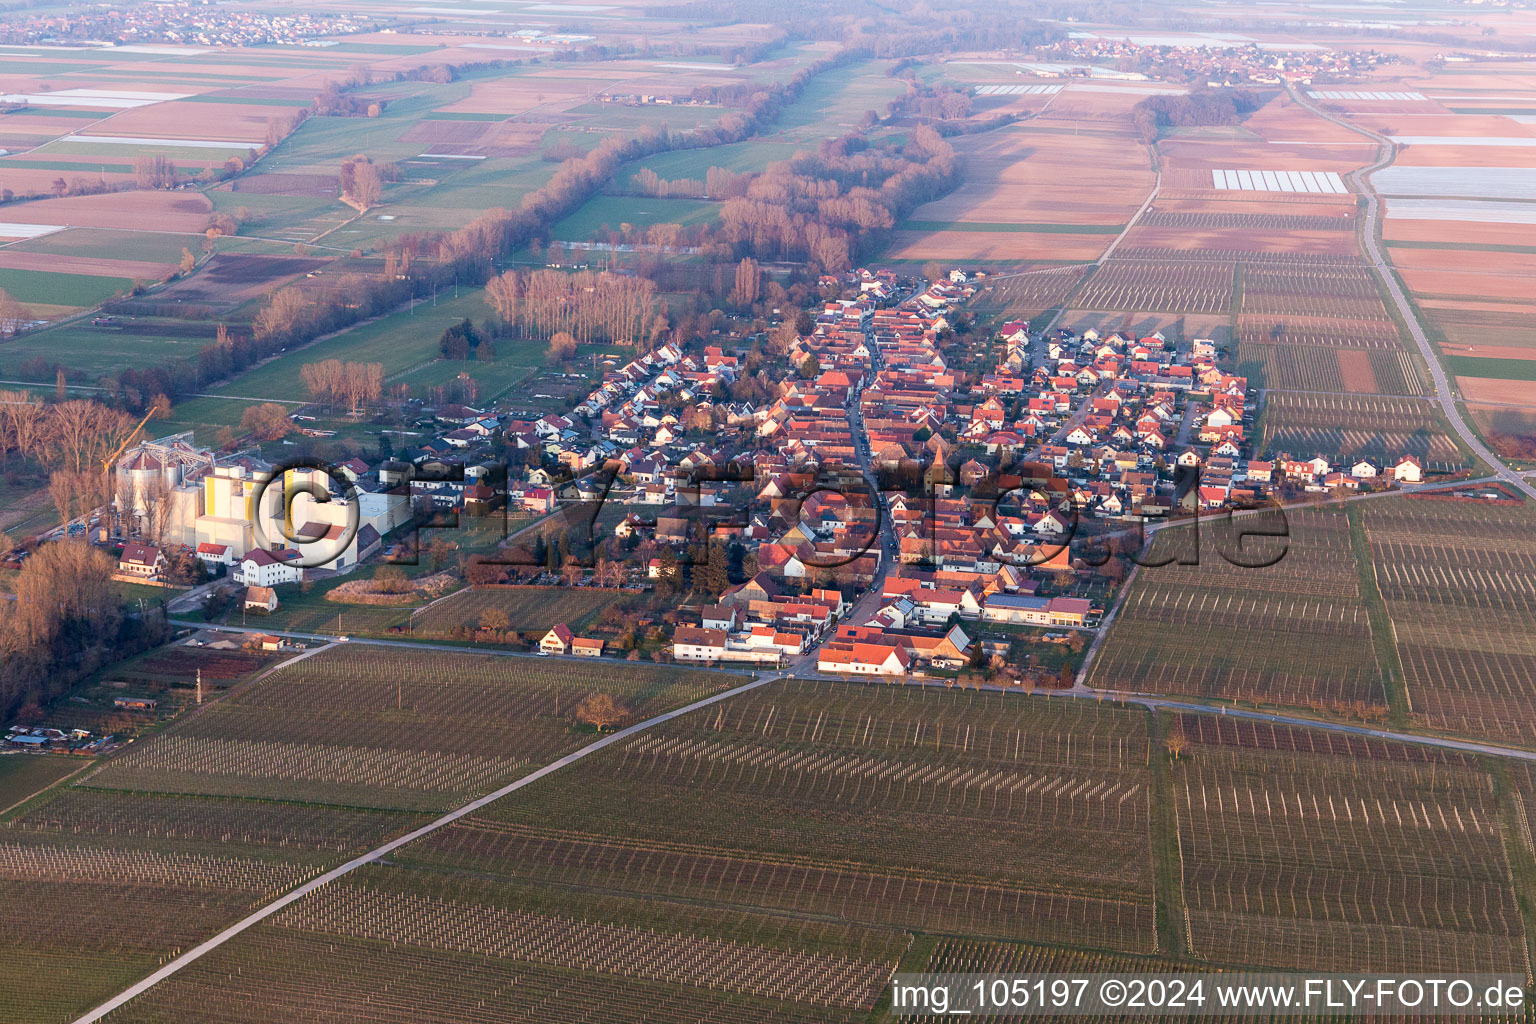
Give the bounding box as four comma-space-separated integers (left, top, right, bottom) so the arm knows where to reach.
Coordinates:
0, 289, 33, 337
572, 692, 628, 730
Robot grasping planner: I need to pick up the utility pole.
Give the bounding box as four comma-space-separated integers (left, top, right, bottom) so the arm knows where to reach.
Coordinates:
196, 668, 203, 706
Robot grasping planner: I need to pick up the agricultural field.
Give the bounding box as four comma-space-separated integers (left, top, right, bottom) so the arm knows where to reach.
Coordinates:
102, 908, 884, 1024
891, 114, 1154, 264
86, 645, 737, 811
1087, 508, 1387, 711
404, 680, 1159, 952
1259, 392, 1462, 470
1359, 495, 1536, 744
1171, 716, 1528, 975
967, 265, 1090, 326
1074, 258, 1234, 315
0, 754, 85, 813
411, 585, 623, 636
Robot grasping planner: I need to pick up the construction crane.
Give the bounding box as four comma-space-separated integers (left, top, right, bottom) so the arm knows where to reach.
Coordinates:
101, 405, 160, 475
94, 406, 160, 540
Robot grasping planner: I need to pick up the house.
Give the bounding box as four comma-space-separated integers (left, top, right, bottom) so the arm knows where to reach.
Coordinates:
572, 637, 604, 658
1351, 459, 1378, 479
673, 625, 728, 662
232, 548, 303, 588
243, 586, 278, 613
540, 624, 574, 655
118, 542, 165, 579
700, 604, 741, 631
1393, 454, 1423, 483
818, 642, 910, 676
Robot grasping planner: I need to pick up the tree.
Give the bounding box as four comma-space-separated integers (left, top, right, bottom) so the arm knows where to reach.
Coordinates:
699, 542, 731, 597
572, 692, 629, 731
135, 154, 177, 189
373, 564, 411, 594
240, 402, 292, 440
49, 469, 104, 526
254, 287, 309, 343
438, 319, 479, 361
179, 248, 197, 275
547, 331, 578, 363
1164, 725, 1189, 761
730, 257, 760, 306
46, 401, 136, 474
349, 160, 384, 210
797, 353, 820, 379
485, 270, 522, 324
0, 288, 33, 337
479, 608, 511, 632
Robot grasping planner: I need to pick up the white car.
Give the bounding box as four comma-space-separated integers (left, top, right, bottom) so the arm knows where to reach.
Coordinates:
336, 635, 350, 643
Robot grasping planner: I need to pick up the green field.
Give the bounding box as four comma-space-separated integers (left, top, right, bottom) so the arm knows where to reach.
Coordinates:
208, 289, 504, 401
0, 320, 221, 378
388, 357, 537, 399
42, 140, 256, 161
1446, 354, 1536, 381
619, 139, 803, 183
0, 156, 135, 172
0, 267, 132, 306
0, 755, 86, 814
14, 228, 211, 263
766, 58, 906, 143
551, 194, 719, 240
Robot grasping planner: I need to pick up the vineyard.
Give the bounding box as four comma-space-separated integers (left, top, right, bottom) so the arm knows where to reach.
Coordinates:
10, 790, 420, 854
1074, 259, 1234, 315
1088, 508, 1386, 708
1360, 499, 1536, 742
399, 680, 1160, 952
1171, 726, 1530, 976
1138, 211, 1356, 231
916, 940, 1223, 1024
86, 647, 737, 811
1240, 264, 1394, 321
270, 882, 893, 1009
971, 265, 1089, 321
1235, 314, 1402, 350
412, 585, 622, 635
99, 926, 871, 1024
1259, 392, 1461, 467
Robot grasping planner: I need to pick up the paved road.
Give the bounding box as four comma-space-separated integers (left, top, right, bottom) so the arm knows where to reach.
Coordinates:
70, 670, 781, 1024
1287, 83, 1536, 501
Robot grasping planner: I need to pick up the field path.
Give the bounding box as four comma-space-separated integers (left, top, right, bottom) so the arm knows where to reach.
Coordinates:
70, 668, 778, 1023
1286, 82, 1536, 500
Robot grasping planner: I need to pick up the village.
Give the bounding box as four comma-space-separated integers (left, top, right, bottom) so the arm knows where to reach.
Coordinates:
83, 266, 1438, 685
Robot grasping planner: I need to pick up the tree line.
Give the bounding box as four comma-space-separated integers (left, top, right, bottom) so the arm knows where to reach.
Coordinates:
299, 359, 384, 415
484, 268, 660, 346
0, 540, 172, 723
1132, 87, 1266, 143
694, 126, 958, 272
